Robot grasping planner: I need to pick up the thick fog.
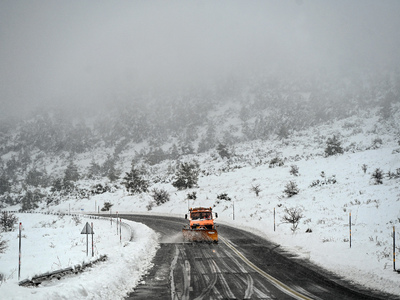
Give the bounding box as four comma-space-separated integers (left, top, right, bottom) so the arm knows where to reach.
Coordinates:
1, 0, 399, 117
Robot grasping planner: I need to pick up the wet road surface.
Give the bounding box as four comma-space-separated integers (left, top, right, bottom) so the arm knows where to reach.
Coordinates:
118, 214, 396, 300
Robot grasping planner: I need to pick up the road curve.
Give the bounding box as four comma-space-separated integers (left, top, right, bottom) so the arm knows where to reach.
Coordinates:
119, 214, 396, 300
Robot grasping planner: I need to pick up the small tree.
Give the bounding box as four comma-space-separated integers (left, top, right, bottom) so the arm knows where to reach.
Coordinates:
217, 143, 230, 159
121, 163, 149, 195
151, 188, 170, 206
0, 211, 18, 232
283, 181, 299, 197
88, 158, 102, 179
325, 135, 344, 156
50, 178, 63, 193
0, 174, 11, 195
278, 125, 289, 139
172, 162, 200, 190
371, 168, 384, 185
281, 207, 304, 232
107, 164, 120, 182
290, 165, 299, 176
26, 168, 48, 187
20, 190, 42, 211
251, 184, 261, 197
64, 160, 80, 182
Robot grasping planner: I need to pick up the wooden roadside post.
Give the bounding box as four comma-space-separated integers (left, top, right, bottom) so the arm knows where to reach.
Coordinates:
394, 226, 396, 271
349, 212, 352, 248
18, 222, 22, 280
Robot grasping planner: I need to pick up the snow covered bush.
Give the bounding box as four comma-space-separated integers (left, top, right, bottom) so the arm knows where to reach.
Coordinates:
324, 135, 344, 156
186, 191, 197, 200
0, 237, 7, 253
371, 137, 383, 149
91, 183, 110, 195
217, 143, 230, 159
101, 202, 113, 211
217, 193, 231, 201
20, 190, 42, 211
283, 181, 299, 197
269, 157, 284, 168
309, 172, 337, 187
151, 188, 170, 206
371, 168, 384, 185
0, 211, 18, 232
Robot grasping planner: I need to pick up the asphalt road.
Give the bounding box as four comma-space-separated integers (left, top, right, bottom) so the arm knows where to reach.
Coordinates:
118, 214, 397, 300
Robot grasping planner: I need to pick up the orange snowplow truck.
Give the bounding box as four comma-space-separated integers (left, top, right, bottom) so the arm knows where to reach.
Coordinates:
182, 207, 218, 243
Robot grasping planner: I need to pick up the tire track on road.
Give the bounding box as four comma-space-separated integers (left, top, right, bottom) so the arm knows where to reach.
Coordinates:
221, 236, 313, 300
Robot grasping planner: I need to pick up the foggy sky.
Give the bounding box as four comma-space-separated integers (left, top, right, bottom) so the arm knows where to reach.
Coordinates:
1, 0, 399, 117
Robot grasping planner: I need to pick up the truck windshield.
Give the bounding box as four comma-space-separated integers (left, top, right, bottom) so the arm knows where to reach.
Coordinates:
191, 212, 211, 220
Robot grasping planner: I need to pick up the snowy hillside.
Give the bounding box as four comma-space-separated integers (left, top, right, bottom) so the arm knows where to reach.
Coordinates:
12, 109, 397, 296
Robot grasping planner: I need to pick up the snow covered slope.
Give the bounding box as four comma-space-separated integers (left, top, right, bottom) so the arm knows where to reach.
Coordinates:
0, 213, 158, 299
45, 112, 400, 296
2, 111, 400, 297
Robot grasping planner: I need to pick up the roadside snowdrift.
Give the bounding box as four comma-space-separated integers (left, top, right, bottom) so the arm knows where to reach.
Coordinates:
0, 213, 158, 299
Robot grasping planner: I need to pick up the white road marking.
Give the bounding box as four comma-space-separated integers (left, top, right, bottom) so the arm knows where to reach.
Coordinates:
220, 236, 314, 300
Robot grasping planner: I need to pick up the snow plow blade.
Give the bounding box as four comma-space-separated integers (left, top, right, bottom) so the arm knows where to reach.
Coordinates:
182, 228, 218, 243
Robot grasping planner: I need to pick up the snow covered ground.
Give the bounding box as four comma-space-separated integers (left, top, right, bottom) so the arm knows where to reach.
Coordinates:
1, 112, 400, 298
48, 113, 400, 297
61, 146, 400, 297
0, 213, 158, 299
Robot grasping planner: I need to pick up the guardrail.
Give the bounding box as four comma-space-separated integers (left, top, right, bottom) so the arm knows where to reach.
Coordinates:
0, 210, 134, 286
18, 255, 107, 287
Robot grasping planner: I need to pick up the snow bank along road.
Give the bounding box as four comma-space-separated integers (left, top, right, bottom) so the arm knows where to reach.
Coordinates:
120, 215, 397, 300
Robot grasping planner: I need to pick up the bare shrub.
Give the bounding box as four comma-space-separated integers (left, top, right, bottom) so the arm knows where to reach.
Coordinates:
71, 215, 82, 226
250, 184, 261, 197
290, 165, 299, 176
361, 164, 367, 174
281, 207, 304, 232
387, 168, 400, 179
146, 201, 154, 211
